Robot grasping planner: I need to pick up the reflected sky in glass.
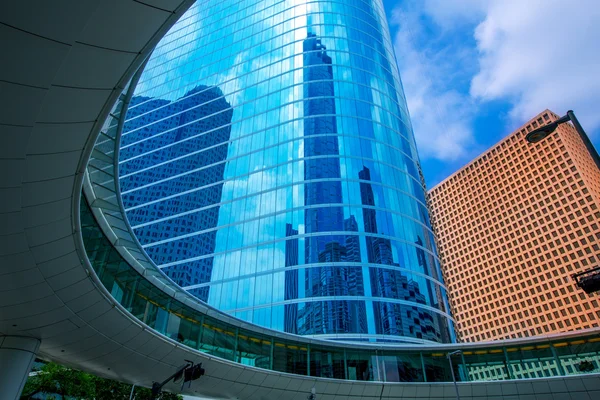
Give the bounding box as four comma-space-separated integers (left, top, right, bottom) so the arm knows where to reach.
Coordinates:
119, 0, 455, 343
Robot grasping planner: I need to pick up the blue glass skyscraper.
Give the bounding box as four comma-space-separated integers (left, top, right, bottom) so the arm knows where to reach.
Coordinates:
118, 0, 455, 343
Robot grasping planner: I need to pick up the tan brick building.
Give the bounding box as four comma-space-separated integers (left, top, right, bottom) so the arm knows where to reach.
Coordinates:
428, 110, 600, 342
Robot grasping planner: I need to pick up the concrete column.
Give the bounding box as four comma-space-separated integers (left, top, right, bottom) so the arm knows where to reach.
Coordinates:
0, 336, 40, 400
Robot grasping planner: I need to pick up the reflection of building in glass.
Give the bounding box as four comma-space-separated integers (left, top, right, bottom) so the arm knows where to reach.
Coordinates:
467, 353, 600, 381
296, 32, 367, 336
360, 166, 442, 341
119, 0, 455, 343
120, 86, 232, 301
284, 224, 299, 334
302, 32, 344, 261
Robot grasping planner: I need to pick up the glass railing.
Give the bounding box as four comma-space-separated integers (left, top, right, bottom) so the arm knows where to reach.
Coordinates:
80, 196, 600, 383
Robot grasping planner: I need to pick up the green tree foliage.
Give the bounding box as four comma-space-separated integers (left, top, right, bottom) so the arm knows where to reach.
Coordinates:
21, 362, 94, 399
21, 362, 182, 400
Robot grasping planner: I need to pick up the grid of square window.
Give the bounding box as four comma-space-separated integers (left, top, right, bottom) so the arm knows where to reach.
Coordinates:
428, 110, 600, 342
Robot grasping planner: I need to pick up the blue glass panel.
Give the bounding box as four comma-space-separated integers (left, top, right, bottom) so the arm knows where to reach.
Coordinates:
118, 0, 455, 343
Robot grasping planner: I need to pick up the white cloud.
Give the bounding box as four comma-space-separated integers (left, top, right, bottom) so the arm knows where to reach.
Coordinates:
469, 0, 600, 135
391, 0, 600, 165
420, 0, 487, 28
391, 4, 478, 161
134, 6, 203, 99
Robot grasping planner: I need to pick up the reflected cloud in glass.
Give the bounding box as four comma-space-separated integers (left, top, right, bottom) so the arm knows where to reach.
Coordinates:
119, 0, 455, 343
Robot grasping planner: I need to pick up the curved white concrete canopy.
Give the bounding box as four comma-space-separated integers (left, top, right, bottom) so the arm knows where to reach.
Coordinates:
2, 1, 600, 399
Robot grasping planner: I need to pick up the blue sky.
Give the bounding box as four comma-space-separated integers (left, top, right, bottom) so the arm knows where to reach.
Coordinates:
382, 0, 600, 188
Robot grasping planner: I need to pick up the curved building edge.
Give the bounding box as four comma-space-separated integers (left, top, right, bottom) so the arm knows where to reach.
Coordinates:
1, 1, 600, 400
117, 0, 454, 343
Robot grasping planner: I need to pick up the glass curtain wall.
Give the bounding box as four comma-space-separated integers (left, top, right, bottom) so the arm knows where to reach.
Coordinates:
119, 0, 455, 343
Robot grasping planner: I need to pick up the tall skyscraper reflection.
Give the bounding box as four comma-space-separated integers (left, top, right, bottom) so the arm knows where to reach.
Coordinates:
294, 33, 367, 336
120, 86, 232, 301
360, 165, 444, 342
302, 32, 344, 259
284, 223, 299, 334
